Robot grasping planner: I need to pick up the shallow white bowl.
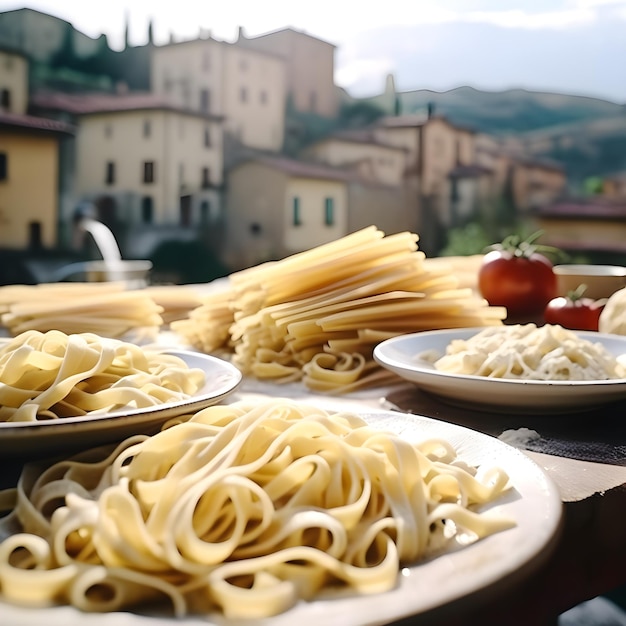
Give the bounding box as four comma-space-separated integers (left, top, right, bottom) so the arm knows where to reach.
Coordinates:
374, 327, 626, 414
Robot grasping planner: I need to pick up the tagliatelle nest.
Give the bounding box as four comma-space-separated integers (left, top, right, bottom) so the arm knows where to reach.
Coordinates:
0, 329, 205, 422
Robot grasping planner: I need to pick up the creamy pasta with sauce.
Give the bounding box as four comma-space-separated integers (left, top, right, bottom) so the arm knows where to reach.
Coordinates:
0, 400, 514, 619
423, 324, 626, 381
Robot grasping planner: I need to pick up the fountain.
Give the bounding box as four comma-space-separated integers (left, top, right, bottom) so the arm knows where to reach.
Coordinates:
52, 206, 152, 287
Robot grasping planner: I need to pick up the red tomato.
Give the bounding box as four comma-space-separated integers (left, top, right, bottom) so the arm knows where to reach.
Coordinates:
478, 248, 557, 317
544, 294, 605, 331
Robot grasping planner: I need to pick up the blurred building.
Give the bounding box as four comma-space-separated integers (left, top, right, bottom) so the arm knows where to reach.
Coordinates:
31, 91, 225, 256
150, 35, 286, 153
602, 172, 626, 200
0, 47, 74, 252
235, 26, 339, 118
534, 198, 626, 262
224, 154, 414, 269
301, 129, 408, 186
0, 6, 576, 274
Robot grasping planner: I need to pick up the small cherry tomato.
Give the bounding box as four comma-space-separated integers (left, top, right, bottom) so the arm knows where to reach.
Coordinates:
544, 285, 606, 331
478, 232, 558, 318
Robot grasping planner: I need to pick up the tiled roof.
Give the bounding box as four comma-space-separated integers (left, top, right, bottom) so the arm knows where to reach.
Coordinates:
0, 111, 74, 134
513, 155, 565, 172
449, 164, 493, 178
236, 154, 362, 183
536, 198, 626, 219
31, 91, 223, 120
378, 113, 476, 134
312, 129, 407, 152
0, 44, 28, 58
378, 114, 430, 129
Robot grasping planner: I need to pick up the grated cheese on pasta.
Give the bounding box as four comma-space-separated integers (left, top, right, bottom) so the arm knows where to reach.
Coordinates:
423, 324, 626, 381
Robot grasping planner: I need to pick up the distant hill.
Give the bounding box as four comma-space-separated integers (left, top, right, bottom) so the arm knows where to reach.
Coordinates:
389, 86, 626, 185
396, 86, 624, 134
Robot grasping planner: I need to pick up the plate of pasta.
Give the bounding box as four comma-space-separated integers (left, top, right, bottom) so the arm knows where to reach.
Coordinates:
0, 399, 562, 625
373, 324, 626, 413
0, 330, 243, 456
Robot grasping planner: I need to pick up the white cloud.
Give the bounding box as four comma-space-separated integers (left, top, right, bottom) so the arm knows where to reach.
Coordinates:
464, 8, 595, 29
335, 57, 395, 94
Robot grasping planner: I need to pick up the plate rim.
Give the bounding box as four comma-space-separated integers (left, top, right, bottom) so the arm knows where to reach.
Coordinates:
0, 349, 242, 431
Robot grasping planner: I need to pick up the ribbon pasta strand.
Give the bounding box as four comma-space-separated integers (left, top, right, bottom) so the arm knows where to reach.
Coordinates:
0, 330, 205, 422
0, 400, 514, 619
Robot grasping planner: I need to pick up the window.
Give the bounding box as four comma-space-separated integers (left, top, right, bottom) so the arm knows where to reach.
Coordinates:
202, 167, 211, 188
105, 161, 115, 185
0, 88, 10, 111
203, 127, 211, 147
240, 87, 248, 103
141, 196, 153, 223
200, 89, 210, 112
200, 200, 210, 224
0, 152, 7, 181
143, 161, 155, 184
143, 119, 151, 138
324, 197, 334, 226
29, 222, 42, 249
292, 197, 302, 226
180, 195, 192, 226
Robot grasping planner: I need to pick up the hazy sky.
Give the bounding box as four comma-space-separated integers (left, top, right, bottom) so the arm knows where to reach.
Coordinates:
2, 0, 626, 103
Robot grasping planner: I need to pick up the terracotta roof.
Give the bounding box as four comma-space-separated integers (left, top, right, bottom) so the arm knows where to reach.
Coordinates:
30, 91, 224, 120
0, 44, 28, 58
0, 111, 74, 134
312, 129, 407, 152
536, 199, 626, 219
378, 114, 430, 129
513, 155, 565, 173
243, 26, 337, 49
449, 164, 493, 178
543, 237, 626, 254
235, 155, 362, 183
378, 113, 476, 134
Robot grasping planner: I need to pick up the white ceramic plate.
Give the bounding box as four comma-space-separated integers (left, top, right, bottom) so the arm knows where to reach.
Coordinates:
0, 408, 562, 626
0, 350, 242, 458
374, 328, 626, 413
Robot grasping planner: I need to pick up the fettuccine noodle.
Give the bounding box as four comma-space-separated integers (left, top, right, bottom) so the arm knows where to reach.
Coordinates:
0, 329, 206, 422
423, 324, 626, 380
0, 400, 514, 619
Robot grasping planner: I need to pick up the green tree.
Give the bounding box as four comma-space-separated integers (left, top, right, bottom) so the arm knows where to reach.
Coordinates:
440, 222, 492, 256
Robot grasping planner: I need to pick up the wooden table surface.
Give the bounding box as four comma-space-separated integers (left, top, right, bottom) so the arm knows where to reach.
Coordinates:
382, 384, 626, 625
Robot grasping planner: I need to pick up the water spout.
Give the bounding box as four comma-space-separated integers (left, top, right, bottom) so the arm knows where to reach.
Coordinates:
61, 209, 152, 286
76, 217, 125, 281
